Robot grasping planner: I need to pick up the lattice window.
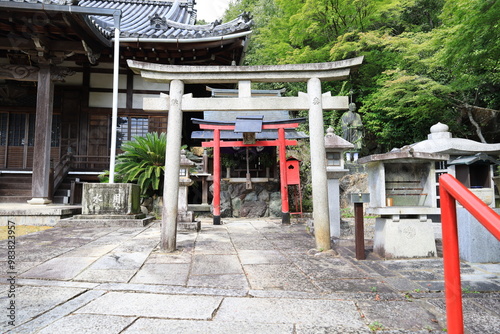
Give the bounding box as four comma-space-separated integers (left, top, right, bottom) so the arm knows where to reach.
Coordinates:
116, 116, 149, 150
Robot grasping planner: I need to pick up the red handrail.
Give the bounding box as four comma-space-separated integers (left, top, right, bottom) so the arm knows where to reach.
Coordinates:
439, 174, 500, 334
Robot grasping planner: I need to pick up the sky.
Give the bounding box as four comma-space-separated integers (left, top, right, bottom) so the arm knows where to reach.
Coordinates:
195, 0, 232, 23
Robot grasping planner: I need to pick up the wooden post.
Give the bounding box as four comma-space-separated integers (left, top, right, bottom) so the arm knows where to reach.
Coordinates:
161, 79, 184, 252
354, 202, 365, 260
28, 65, 54, 205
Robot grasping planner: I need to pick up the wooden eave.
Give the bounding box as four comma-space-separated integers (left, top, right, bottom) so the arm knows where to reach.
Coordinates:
0, 6, 112, 65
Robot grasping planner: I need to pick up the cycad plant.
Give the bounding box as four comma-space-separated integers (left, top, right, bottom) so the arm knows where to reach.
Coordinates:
102, 132, 167, 197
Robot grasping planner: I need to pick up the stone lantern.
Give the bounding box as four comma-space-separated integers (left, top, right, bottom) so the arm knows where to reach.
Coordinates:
177, 150, 200, 231
324, 127, 354, 238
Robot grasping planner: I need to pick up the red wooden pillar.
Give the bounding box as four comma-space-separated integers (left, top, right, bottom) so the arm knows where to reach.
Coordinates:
213, 128, 221, 225
278, 127, 290, 224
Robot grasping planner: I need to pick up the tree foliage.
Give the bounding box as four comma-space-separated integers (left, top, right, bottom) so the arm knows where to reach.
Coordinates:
224, 0, 500, 152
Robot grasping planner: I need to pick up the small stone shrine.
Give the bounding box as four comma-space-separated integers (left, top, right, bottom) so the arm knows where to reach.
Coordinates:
359, 123, 500, 261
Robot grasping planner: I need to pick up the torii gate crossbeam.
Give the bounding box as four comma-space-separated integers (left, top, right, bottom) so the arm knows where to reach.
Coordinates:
128, 57, 364, 252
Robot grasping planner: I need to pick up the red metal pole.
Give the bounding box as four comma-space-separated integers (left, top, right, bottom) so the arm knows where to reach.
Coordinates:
439, 179, 464, 334
278, 127, 290, 224
213, 129, 221, 225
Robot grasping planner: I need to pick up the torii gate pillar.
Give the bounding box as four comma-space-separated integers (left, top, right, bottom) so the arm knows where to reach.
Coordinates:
308, 78, 331, 250
161, 80, 184, 251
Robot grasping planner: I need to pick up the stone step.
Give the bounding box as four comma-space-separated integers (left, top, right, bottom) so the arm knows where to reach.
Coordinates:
57, 216, 155, 227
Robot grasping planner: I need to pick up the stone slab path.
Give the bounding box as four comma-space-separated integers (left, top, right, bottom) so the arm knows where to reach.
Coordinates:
1, 218, 499, 333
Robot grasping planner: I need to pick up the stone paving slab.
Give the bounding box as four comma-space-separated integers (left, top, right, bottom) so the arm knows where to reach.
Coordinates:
243, 263, 319, 292
2, 218, 500, 333
75, 292, 223, 320
74, 268, 138, 283
96, 282, 248, 297
314, 278, 394, 293
36, 314, 136, 334
123, 319, 294, 334
61, 244, 119, 257
145, 250, 192, 264
20, 257, 97, 280
130, 263, 190, 285
238, 249, 289, 264
230, 236, 276, 250
7, 290, 106, 334
0, 286, 86, 329
86, 252, 149, 270
187, 273, 249, 290
193, 240, 237, 255
426, 297, 500, 333
357, 300, 443, 331
191, 254, 243, 275
213, 297, 365, 327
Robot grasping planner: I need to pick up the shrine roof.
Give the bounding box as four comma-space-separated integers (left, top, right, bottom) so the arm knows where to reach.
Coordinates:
191, 117, 307, 127
0, 0, 252, 65
191, 129, 308, 141
77, 0, 253, 41
191, 117, 308, 141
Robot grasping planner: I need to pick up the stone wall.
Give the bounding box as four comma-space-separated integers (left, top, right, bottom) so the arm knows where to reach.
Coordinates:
215, 180, 282, 218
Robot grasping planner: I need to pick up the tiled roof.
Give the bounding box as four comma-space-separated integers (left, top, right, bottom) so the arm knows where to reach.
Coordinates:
77, 0, 253, 40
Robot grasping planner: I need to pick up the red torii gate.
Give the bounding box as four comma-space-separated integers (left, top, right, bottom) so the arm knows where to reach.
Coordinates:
192, 118, 305, 225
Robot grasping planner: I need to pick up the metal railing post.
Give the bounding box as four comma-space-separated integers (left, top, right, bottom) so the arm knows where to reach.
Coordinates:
439, 182, 464, 334
439, 173, 500, 333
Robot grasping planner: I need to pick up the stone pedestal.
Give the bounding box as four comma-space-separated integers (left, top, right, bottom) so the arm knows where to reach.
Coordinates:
177, 177, 200, 231
59, 183, 153, 227
457, 208, 500, 263
373, 216, 437, 258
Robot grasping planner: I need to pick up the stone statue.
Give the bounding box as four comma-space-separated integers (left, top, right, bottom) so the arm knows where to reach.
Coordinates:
340, 102, 363, 161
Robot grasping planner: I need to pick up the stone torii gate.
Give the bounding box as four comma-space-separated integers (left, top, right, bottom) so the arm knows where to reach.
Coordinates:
128, 57, 364, 252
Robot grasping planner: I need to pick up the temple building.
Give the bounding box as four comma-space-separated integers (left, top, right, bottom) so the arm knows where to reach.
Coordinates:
0, 0, 252, 204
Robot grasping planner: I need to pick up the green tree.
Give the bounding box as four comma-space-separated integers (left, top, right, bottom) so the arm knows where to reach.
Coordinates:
224, 0, 500, 151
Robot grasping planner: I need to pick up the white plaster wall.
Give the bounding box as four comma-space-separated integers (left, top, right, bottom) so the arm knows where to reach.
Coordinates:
133, 76, 169, 91
90, 73, 126, 89
89, 92, 127, 108
132, 93, 166, 110
61, 72, 83, 86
